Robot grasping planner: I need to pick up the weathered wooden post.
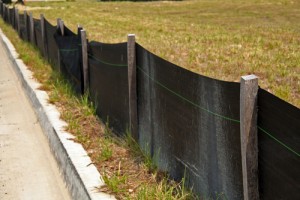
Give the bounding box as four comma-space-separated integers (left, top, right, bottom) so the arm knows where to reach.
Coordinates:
127, 34, 138, 140
4, 5, 7, 22
13, 7, 17, 30
0, 1, 4, 19
2, 4, 7, 22
0, 2, 3, 18
23, 10, 28, 41
40, 14, 46, 56
56, 18, 64, 72
80, 29, 88, 93
13, 7, 16, 29
4, 5, 6, 22
57, 18, 64, 36
4, 5, 6, 21
240, 74, 259, 200
11, 6, 14, 27
29, 12, 34, 44
15, 8, 20, 36
77, 25, 84, 93
6, 6, 11, 24
5, 5, 8, 23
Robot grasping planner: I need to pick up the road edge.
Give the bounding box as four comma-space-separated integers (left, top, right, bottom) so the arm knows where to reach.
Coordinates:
0, 29, 115, 200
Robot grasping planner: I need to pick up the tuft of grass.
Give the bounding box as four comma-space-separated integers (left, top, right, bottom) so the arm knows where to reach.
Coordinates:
102, 166, 128, 194
136, 170, 197, 200
97, 140, 113, 162
80, 91, 97, 117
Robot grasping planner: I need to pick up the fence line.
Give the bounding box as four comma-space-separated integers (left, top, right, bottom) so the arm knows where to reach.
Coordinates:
0, 2, 299, 199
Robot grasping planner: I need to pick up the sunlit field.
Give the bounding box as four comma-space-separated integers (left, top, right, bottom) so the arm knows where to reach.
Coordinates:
22, 0, 300, 107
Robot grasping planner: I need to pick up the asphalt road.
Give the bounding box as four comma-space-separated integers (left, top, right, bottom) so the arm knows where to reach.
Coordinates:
0, 38, 71, 200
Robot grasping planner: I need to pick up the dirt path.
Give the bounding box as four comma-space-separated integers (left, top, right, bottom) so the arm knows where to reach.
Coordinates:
0, 39, 71, 200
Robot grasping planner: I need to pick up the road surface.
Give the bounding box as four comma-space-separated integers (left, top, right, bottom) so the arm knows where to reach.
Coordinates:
0, 38, 71, 200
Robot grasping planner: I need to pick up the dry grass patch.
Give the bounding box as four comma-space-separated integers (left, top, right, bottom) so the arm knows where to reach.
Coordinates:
20, 0, 300, 107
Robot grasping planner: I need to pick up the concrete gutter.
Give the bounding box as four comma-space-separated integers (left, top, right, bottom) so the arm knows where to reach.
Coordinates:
0, 29, 115, 200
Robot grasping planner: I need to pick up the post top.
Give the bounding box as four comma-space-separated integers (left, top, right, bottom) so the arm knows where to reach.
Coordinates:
128, 34, 135, 37
241, 74, 258, 81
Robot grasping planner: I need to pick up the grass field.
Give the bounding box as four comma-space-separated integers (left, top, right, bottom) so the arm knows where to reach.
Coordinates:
22, 0, 300, 107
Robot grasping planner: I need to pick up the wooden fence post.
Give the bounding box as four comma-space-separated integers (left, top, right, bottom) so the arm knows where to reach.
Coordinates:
0, 2, 3, 18
56, 18, 64, 72
0, 2, 2, 16
11, 7, 14, 27
77, 24, 83, 35
15, 8, 20, 36
240, 74, 259, 200
127, 34, 138, 140
24, 10, 28, 41
40, 14, 46, 56
14, 7, 17, 30
6, 5, 8, 23
7, 6, 10, 24
80, 29, 88, 93
3, 4, 5, 19
4, 5, 6, 21
13, 7, 16, 29
4, 5, 7, 22
29, 12, 34, 44
57, 18, 64, 36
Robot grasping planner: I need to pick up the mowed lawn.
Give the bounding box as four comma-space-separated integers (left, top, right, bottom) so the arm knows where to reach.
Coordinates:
24, 0, 299, 107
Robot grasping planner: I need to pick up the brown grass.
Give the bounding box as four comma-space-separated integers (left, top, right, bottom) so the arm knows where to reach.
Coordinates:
16, 0, 300, 107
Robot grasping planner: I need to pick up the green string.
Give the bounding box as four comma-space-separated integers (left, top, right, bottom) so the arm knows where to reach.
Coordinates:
137, 66, 299, 157
258, 126, 300, 157
56, 52, 299, 157
137, 66, 240, 123
88, 53, 128, 67
59, 48, 78, 52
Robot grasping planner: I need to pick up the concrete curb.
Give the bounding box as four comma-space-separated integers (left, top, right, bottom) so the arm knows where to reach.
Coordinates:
0, 30, 115, 200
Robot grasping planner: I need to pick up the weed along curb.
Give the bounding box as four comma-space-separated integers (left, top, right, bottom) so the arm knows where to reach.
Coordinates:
0, 29, 115, 200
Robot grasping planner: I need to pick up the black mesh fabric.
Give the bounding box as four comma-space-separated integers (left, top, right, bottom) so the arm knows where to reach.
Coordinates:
10, 7, 14, 28
34, 18, 43, 53
54, 28, 82, 94
13, 8, 16, 29
2, 7, 5, 22
18, 14, 26, 40
257, 89, 300, 200
136, 44, 243, 199
0, 3, 2, 17
12, 7, 16, 30
8, 8, 13, 25
88, 41, 129, 134
26, 13, 30, 42
44, 19, 58, 69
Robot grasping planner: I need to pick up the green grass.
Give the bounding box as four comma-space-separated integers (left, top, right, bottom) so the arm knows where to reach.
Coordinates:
20, 0, 300, 107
